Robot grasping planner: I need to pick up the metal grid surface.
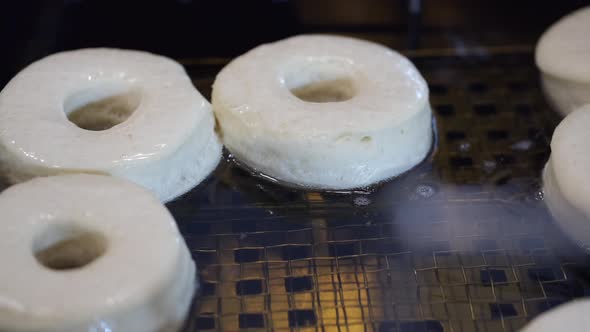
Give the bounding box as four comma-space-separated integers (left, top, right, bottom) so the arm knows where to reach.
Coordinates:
172, 51, 590, 332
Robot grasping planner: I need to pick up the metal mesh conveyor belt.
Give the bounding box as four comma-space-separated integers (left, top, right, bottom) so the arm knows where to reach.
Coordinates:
168, 50, 590, 332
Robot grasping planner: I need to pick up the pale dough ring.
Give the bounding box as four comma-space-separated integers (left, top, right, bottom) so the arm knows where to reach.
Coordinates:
213, 35, 433, 189
543, 105, 590, 248
0, 48, 222, 202
0, 174, 196, 332
521, 299, 590, 332
535, 6, 590, 115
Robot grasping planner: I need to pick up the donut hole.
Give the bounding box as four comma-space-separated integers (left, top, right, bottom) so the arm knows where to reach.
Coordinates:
284, 58, 358, 103
64, 85, 142, 131
33, 224, 107, 270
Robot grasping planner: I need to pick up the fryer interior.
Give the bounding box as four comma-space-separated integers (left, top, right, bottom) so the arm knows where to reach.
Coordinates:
2, 3, 589, 331
173, 51, 589, 332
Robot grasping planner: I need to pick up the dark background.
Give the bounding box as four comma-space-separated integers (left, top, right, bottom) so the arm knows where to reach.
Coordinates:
1, 0, 588, 88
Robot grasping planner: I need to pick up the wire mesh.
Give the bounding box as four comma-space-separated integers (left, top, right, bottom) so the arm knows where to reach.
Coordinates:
173, 51, 590, 332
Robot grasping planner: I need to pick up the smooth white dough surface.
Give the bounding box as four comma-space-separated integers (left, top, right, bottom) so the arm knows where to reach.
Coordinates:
521, 299, 590, 332
0, 48, 222, 202
535, 6, 590, 115
0, 174, 196, 332
543, 105, 590, 247
213, 35, 432, 189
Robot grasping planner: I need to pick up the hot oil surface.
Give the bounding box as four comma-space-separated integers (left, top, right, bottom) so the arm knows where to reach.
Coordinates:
173, 54, 587, 332
0, 54, 577, 332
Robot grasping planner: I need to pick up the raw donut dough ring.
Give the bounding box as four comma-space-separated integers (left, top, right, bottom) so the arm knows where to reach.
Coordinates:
0, 48, 222, 202
535, 6, 590, 115
521, 299, 590, 332
0, 174, 196, 332
213, 35, 432, 189
543, 105, 590, 248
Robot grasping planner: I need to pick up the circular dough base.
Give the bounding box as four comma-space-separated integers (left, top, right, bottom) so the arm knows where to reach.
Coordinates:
521, 299, 590, 332
542, 105, 590, 249
540, 74, 590, 117
0, 174, 196, 332
0, 48, 222, 202
213, 35, 432, 189
536, 7, 590, 115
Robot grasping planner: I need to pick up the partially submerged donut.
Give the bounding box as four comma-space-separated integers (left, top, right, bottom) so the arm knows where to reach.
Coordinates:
521, 299, 590, 332
213, 35, 432, 189
536, 6, 590, 115
0, 174, 195, 332
543, 105, 590, 248
0, 48, 222, 202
